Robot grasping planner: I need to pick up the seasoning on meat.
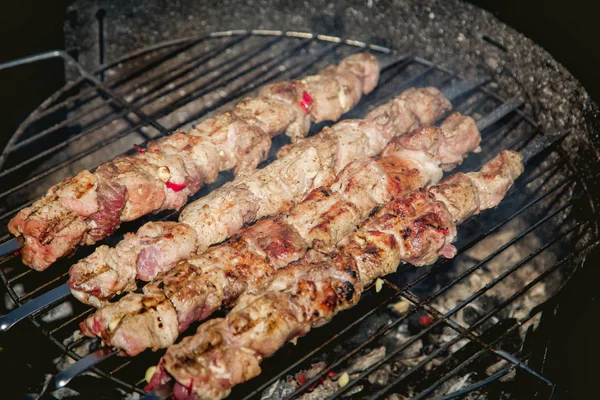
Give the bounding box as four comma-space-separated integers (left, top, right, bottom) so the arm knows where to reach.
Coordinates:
70, 87, 453, 308
9, 53, 380, 271
79, 110, 480, 355
146, 150, 523, 400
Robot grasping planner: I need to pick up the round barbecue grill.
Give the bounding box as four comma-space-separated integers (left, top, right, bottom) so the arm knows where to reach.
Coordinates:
0, 1, 598, 399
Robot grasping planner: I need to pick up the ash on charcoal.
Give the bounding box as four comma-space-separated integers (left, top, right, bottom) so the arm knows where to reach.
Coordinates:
4, 283, 23, 310
51, 387, 80, 399
346, 347, 386, 374
52, 330, 101, 372
261, 376, 296, 400
117, 390, 141, 400
297, 379, 338, 400
40, 301, 74, 324
368, 364, 392, 386
263, 363, 327, 400
386, 394, 409, 400
430, 217, 559, 333
445, 372, 472, 395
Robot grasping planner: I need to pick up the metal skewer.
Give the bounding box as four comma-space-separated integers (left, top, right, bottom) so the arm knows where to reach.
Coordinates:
49, 82, 522, 392
0, 75, 489, 335
0, 283, 71, 331
0, 236, 23, 260
54, 347, 116, 389
0, 73, 489, 262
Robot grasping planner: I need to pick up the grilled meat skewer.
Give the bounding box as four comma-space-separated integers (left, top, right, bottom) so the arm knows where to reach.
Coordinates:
69, 87, 453, 307
147, 150, 523, 400
9, 53, 380, 271
80, 111, 480, 356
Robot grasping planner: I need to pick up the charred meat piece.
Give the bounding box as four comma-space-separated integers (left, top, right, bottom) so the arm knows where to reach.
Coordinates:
79, 111, 480, 357
70, 86, 452, 306
69, 222, 197, 308
148, 150, 523, 400
10, 53, 379, 271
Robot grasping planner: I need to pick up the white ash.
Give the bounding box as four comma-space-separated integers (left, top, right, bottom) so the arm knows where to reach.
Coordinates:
3, 282, 23, 310
444, 372, 472, 396
341, 384, 364, 397
262, 362, 327, 400
431, 217, 558, 331
346, 346, 386, 374
297, 379, 338, 400
260, 375, 297, 400
52, 329, 100, 373
368, 364, 392, 386
50, 387, 80, 399
387, 330, 424, 360
40, 301, 74, 324
263, 347, 391, 399
386, 394, 409, 400
28, 374, 53, 400
116, 389, 141, 400
499, 368, 516, 383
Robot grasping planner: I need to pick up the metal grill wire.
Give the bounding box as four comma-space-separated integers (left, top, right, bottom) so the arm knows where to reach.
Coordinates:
0, 31, 596, 399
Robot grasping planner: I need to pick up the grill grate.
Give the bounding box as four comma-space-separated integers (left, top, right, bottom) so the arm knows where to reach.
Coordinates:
0, 31, 597, 399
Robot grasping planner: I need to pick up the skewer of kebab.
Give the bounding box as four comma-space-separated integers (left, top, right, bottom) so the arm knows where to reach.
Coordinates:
68, 86, 453, 308
144, 149, 525, 400
0, 75, 488, 334
78, 109, 482, 356
65, 78, 498, 308
6, 53, 380, 272
74, 95, 524, 359
50, 91, 521, 390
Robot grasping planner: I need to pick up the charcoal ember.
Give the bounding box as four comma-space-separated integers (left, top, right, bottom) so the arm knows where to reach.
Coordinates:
294, 362, 327, 382
265, 362, 328, 400
297, 379, 337, 400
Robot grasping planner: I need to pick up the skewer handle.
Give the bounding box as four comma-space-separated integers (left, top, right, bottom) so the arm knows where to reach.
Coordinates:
0, 236, 23, 259
0, 282, 71, 331
55, 347, 117, 388
0, 88, 526, 334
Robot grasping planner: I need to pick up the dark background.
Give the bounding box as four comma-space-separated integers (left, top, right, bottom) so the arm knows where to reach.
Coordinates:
0, 0, 598, 398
